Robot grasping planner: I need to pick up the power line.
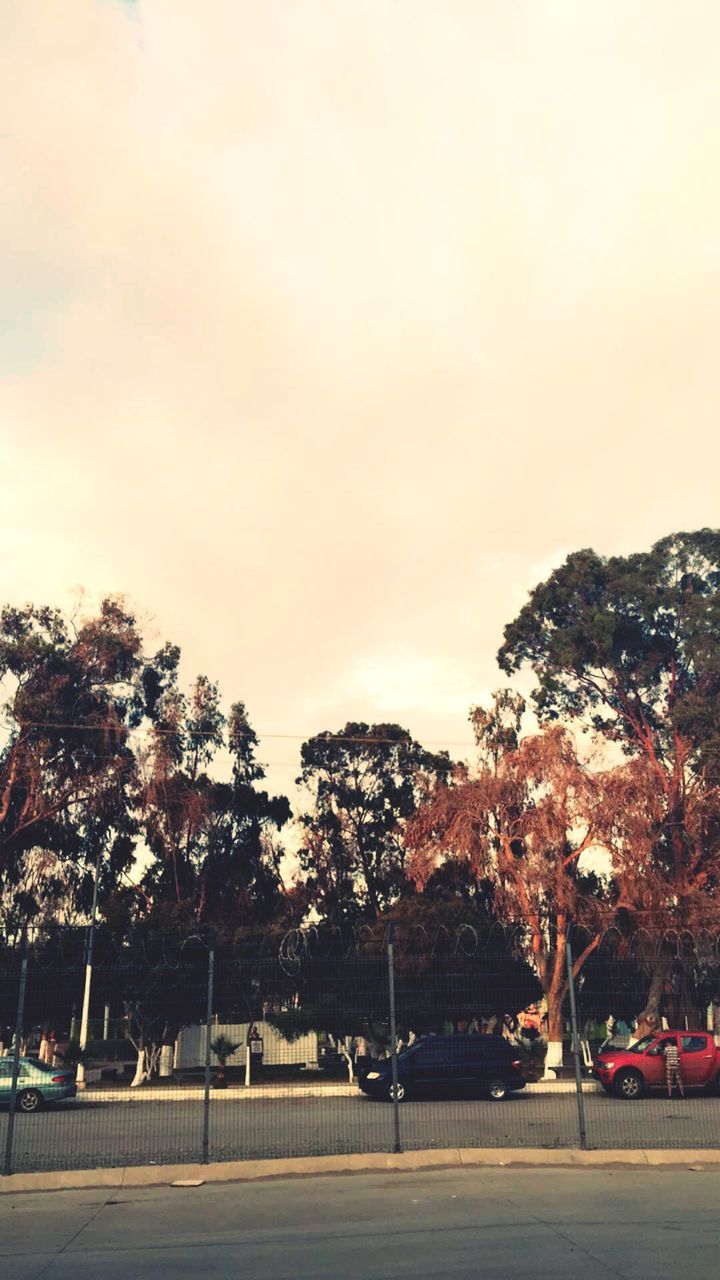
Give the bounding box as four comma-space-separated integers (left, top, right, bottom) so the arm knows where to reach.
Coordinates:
6, 720, 720, 764
5, 723, 720, 780
0, 720, 473, 748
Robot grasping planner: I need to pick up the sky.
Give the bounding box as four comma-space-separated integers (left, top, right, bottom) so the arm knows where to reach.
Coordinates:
3, 0, 720, 819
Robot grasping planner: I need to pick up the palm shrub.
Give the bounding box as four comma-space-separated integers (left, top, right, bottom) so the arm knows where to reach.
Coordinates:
210, 1034, 241, 1088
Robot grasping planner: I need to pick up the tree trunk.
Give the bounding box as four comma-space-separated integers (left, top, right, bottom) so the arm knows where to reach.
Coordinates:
356, 831, 380, 920
146, 1043, 162, 1079
543, 1002, 564, 1079
676, 967, 701, 1030
633, 954, 671, 1042
130, 1044, 147, 1087
543, 943, 568, 1079
339, 1042, 354, 1083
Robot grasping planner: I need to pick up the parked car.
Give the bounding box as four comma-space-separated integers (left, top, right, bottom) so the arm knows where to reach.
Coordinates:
0, 1057, 77, 1112
593, 1031, 720, 1099
358, 1034, 526, 1102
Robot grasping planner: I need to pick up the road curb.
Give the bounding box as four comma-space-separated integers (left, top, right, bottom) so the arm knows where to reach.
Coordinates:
65, 1080, 603, 1103
3, 1147, 720, 1194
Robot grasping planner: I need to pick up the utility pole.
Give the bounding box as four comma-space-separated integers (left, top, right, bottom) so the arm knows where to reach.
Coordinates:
76, 845, 102, 1090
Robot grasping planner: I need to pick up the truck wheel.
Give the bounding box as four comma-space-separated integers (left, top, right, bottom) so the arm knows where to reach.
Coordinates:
614, 1069, 644, 1100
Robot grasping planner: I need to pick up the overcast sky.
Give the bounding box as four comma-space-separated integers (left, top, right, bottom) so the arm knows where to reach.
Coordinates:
3, 1, 720, 813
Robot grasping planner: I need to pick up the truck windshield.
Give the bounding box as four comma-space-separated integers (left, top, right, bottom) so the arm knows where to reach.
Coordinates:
626, 1034, 655, 1054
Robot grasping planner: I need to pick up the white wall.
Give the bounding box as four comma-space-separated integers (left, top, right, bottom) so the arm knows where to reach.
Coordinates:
174, 1021, 320, 1070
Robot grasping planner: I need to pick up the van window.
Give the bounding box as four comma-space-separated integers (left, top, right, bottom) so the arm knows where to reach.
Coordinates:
472, 1035, 510, 1055
413, 1040, 447, 1066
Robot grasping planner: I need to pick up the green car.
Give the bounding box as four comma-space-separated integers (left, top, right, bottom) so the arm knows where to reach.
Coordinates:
0, 1057, 77, 1112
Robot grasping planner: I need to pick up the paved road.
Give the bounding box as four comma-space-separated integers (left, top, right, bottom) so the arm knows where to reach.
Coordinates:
3, 1165, 720, 1279
2, 1091, 720, 1173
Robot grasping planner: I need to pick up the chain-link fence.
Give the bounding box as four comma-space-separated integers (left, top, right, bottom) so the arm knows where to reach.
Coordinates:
2, 926, 720, 1175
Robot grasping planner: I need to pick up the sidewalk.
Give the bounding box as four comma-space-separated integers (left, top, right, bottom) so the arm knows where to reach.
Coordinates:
82, 1077, 602, 1102
2, 1145, 719, 1196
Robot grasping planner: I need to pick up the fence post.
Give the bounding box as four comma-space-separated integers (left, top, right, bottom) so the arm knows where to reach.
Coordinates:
565, 940, 588, 1150
387, 924, 401, 1154
202, 948, 214, 1165
3, 940, 29, 1177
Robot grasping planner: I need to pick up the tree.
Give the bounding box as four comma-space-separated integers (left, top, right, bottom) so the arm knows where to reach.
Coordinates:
114, 930, 213, 1087
264, 890, 541, 1064
589, 752, 720, 1032
0, 599, 143, 932
498, 529, 720, 1032
139, 662, 291, 929
210, 1034, 241, 1088
361, 885, 541, 1042
297, 723, 451, 922
407, 694, 612, 1072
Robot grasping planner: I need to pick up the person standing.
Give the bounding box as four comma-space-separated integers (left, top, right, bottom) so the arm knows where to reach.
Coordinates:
664, 1039, 684, 1098
355, 1034, 371, 1078
502, 1014, 519, 1044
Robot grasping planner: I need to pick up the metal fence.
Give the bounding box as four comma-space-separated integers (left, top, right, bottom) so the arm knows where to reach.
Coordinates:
2, 927, 720, 1175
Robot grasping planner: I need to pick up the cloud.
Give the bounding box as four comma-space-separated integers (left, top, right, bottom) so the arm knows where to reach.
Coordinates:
346, 649, 481, 726
3, 1, 720, 803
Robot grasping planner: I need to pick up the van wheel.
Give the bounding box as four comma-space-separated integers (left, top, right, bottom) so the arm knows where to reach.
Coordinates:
614, 1069, 644, 1100
487, 1079, 508, 1102
387, 1081, 405, 1102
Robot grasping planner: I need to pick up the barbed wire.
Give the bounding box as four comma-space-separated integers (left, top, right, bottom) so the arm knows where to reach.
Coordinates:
275, 920, 720, 973
2, 921, 720, 994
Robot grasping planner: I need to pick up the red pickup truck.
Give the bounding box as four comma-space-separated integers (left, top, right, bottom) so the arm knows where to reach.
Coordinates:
594, 1030, 720, 1099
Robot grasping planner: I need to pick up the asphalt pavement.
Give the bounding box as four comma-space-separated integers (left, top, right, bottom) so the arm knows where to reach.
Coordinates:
1, 1090, 720, 1174
2, 1165, 720, 1279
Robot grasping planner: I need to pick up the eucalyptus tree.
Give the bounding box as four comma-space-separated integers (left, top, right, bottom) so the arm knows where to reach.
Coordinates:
297, 722, 452, 921
498, 529, 720, 1032
408, 693, 614, 1070
138, 658, 291, 929
0, 599, 143, 932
